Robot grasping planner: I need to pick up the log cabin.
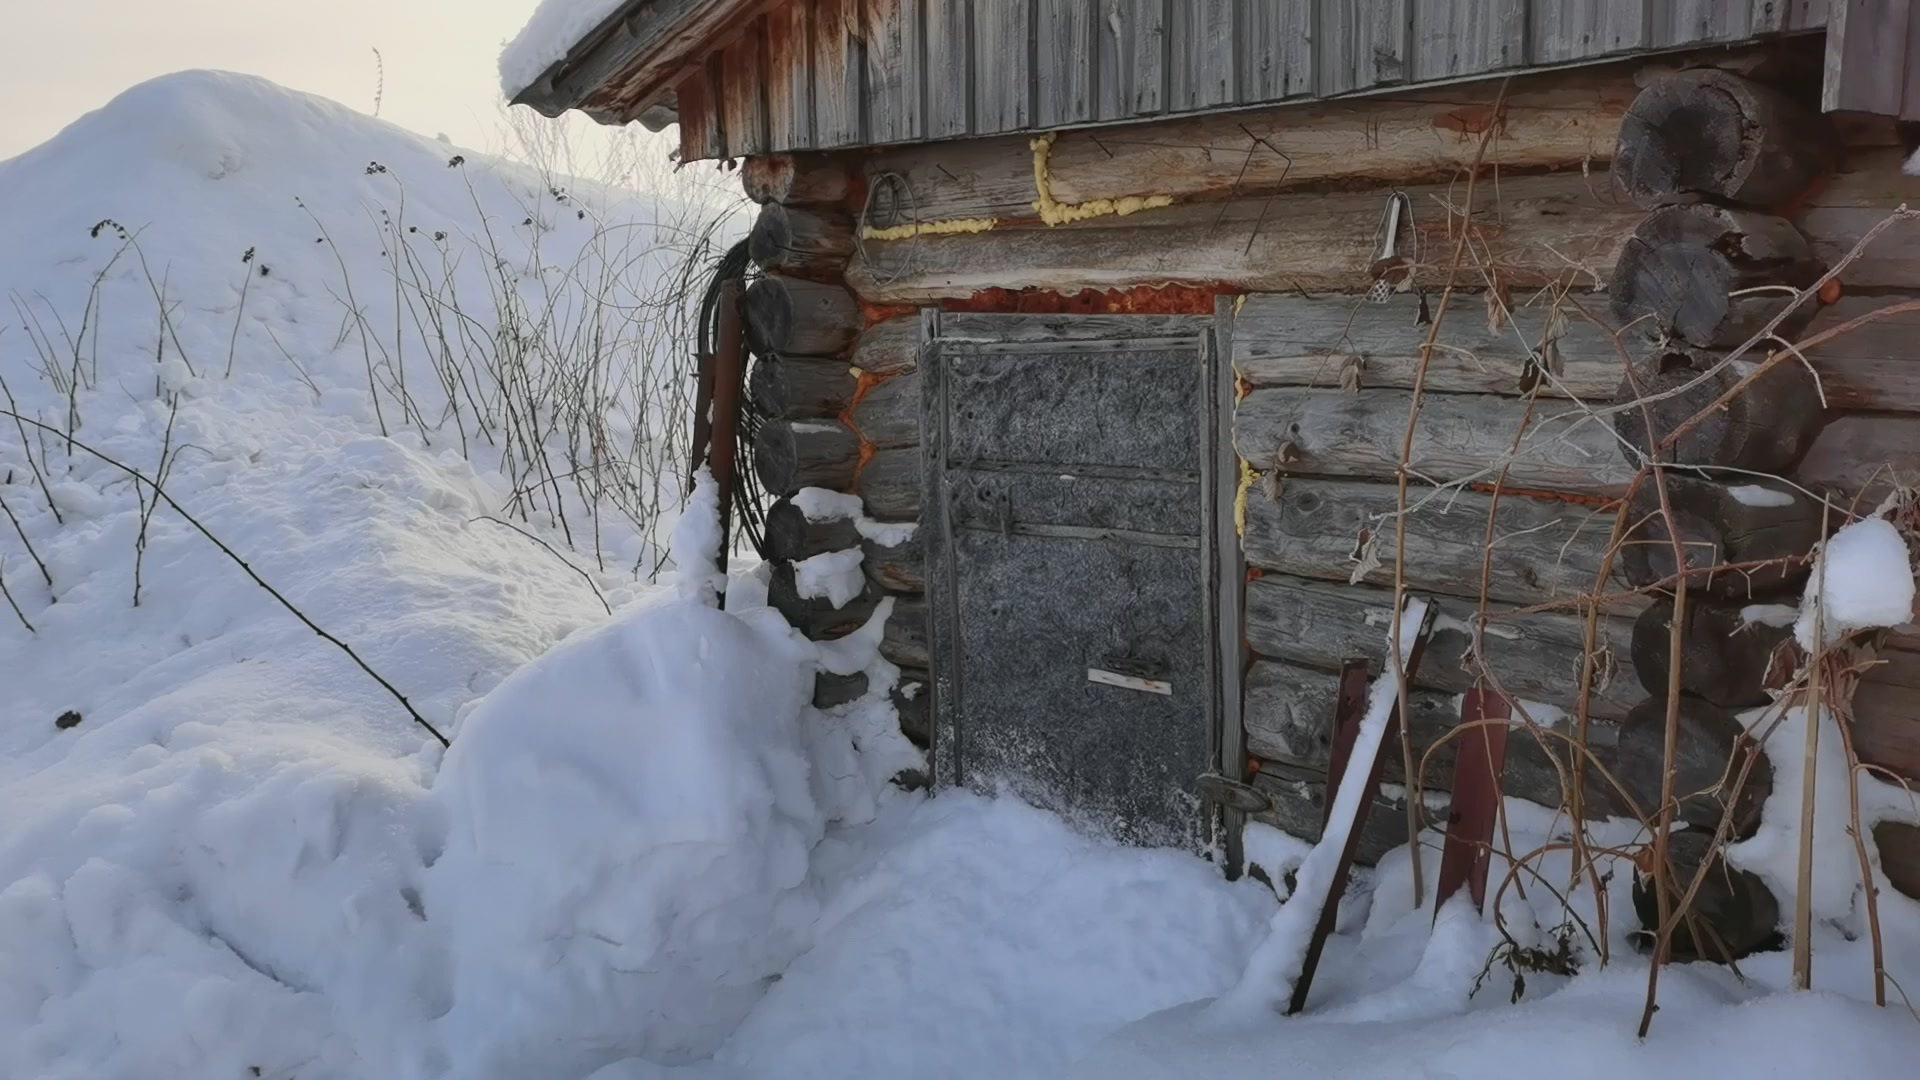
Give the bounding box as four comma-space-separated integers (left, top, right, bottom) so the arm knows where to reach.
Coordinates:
513, 0, 1920, 943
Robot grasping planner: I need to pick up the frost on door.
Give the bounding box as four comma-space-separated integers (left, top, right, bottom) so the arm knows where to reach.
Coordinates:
922, 319, 1218, 847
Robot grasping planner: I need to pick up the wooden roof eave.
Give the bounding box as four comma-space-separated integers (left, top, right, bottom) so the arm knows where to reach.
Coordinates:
509, 0, 762, 125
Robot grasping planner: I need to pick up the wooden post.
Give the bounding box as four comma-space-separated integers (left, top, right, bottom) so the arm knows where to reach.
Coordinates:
709, 279, 747, 605
1435, 687, 1512, 913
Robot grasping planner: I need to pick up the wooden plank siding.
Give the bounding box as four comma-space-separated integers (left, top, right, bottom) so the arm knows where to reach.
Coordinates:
671, 0, 1830, 162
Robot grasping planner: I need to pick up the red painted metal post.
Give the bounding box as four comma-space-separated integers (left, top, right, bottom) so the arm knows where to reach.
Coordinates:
1435, 686, 1513, 913
1322, 658, 1374, 830
706, 279, 747, 608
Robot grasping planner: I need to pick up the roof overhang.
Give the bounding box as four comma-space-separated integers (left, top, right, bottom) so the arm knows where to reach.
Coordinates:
510, 0, 763, 127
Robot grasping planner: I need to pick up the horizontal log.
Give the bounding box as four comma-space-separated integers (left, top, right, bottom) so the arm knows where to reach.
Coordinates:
1249, 765, 1415, 868
855, 446, 921, 520
1793, 295, 1920, 413
848, 170, 1640, 304
1609, 695, 1772, 835
1617, 473, 1822, 598
1631, 829, 1781, 962
858, 63, 1639, 226
742, 153, 851, 206
765, 496, 860, 562
769, 559, 882, 641
1235, 387, 1635, 495
1233, 292, 1627, 399
893, 668, 931, 748
748, 355, 858, 421
1852, 635, 1920, 783
753, 418, 860, 497
814, 669, 870, 709
1609, 204, 1824, 349
1792, 413, 1920, 500
1613, 69, 1835, 213
851, 316, 922, 376
847, 372, 920, 449
1243, 477, 1627, 611
880, 593, 928, 669
1788, 146, 1920, 289
863, 529, 923, 592
1615, 345, 1828, 472
1873, 821, 1920, 901
744, 275, 863, 358
1244, 573, 1639, 719
1631, 598, 1796, 708
748, 202, 856, 279
1244, 660, 1614, 811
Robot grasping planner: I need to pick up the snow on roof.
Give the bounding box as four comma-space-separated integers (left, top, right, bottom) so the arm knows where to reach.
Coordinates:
499, 0, 635, 99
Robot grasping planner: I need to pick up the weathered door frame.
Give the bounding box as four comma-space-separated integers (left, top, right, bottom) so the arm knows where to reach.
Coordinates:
917, 309, 1238, 849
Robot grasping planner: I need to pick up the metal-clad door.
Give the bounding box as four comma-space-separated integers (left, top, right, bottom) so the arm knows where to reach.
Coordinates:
923, 317, 1218, 847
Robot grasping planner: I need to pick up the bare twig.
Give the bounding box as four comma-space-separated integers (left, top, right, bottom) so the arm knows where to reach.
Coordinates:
471, 514, 613, 617
1, 408, 448, 747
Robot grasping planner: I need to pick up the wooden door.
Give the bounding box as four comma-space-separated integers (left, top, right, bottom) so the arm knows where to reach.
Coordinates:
922, 314, 1222, 847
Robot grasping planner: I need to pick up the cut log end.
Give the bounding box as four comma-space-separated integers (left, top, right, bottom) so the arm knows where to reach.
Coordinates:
1630, 597, 1797, 708
743, 275, 863, 359
1608, 695, 1773, 836
1618, 474, 1822, 597
1613, 346, 1828, 473
1614, 69, 1835, 213
753, 418, 861, 497
1608, 204, 1824, 349
1631, 830, 1782, 962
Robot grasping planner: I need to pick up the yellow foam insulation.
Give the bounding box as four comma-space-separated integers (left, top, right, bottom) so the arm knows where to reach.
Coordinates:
1233, 459, 1258, 538
859, 216, 998, 241
1029, 133, 1173, 226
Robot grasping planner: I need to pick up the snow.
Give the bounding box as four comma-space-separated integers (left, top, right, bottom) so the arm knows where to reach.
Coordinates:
8, 62, 1920, 1080
793, 485, 919, 546
1727, 483, 1798, 508
792, 547, 867, 608
500, 0, 631, 99
1794, 516, 1916, 649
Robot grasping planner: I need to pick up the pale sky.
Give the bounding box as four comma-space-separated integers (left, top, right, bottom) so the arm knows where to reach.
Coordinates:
0, 0, 568, 160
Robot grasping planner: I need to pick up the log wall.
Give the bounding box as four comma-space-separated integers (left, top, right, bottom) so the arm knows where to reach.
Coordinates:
743, 45, 1920, 898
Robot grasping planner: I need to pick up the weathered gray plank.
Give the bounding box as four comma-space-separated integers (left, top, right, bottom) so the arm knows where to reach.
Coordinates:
1213, 298, 1251, 839
1823, 0, 1912, 115
1244, 660, 1619, 809
972, 0, 1032, 133
1232, 292, 1627, 399
1244, 573, 1638, 719
1240, 0, 1315, 101
1528, 0, 1651, 64
1128, 0, 1169, 115
1242, 476, 1627, 610
811, 0, 863, 147
719, 25, 769, 156
1317, 0, 1411, 95
766, 0, 814, 152
675, 62, 725, 163
1408, 0, 1526, 81
1170, 0, 1236, 112
1656, 0, 1751, 47
938, 312, 1209, 343
1036, 0, 1095, 128
924, 0, 972, 137
863, 0, 924, 144
1233, 387, 1636, 495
